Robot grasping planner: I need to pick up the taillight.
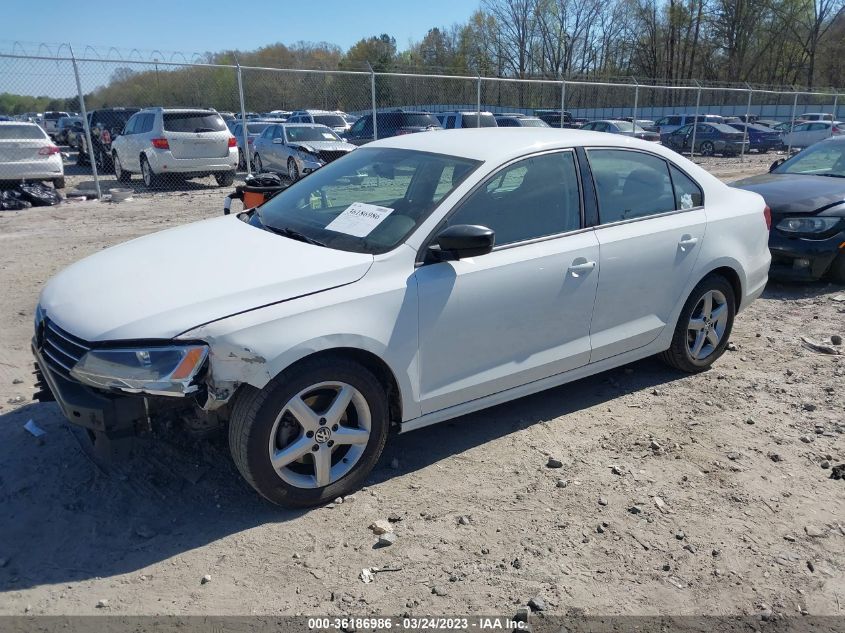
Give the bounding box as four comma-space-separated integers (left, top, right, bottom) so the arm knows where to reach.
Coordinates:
833, 126, 841, 134
38, 145, 61, 156
228, 137, 237, 147
151, 138, 169, 150
764, 205, 772, 230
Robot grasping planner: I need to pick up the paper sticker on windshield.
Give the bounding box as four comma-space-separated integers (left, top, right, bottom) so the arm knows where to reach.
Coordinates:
325, 202, 394, 237
322, 132, 335, 139
680, 193, 694, 210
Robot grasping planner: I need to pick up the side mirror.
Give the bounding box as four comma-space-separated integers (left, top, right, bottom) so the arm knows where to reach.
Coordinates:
769, 158, 785, 172
272, 137, 283, 144
429, 224, 495, 261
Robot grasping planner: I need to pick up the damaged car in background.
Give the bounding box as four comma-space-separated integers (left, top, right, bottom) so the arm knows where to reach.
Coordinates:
250, 122, 356, 180
33, 129, 770, 508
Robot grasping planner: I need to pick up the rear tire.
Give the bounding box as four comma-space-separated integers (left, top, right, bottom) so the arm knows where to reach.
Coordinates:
52, 177, 65, 189
660, 274, 736, 373
229, 356, 390, 507
113, 153, 131, 184
215, 170, 235, 187
140, 155, 161, 189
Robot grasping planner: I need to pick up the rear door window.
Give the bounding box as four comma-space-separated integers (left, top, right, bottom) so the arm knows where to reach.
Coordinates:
163, 112, 227, 133
669, 165, 704, 209
588, 149, 675, 223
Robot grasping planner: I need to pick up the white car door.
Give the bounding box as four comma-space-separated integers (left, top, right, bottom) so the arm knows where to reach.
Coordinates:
415, 150, 600, 414
112, 113, 137, 170
586, 148, 706, 362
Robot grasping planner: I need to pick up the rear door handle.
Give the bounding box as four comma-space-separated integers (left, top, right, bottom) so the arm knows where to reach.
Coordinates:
679, 236, 699, 247
568, 260, 596, 275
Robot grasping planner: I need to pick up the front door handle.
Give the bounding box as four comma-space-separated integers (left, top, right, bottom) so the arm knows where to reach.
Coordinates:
679, 235, 699, 248
568, 260, 596, 276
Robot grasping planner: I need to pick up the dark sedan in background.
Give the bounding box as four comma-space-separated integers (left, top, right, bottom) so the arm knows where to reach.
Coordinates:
734, 136, 845, 282
663, 122, 749, 156
725, 122, 783, 153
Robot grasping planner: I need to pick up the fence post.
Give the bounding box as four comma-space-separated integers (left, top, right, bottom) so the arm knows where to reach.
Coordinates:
476, 74, 482, 127
235, 62, 250, 173
689, 81, 702, 158
787, 91, 799, 155
631, 78, 639, 130
740, 85, 753, 163
831, 94, 839, 138
560, 79, 567, 128
69, 45, 101, 200
367, 62, 378, 141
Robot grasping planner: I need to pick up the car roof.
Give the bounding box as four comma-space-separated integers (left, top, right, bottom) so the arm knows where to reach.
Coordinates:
366, 127, 694, 163
282, 123, 333, 129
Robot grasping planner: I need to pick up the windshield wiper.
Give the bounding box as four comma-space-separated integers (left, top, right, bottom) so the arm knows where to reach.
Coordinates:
817, 173, 845, 178
264, 225, 327, 247
194, 127, 215, 133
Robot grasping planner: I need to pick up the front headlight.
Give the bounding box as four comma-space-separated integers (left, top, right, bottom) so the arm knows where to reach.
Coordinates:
776, 217, 841, 234
69, 345, 208, 396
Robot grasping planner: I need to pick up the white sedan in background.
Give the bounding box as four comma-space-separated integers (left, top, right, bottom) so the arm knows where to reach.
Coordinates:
33, 129, 770, 507
0, 121, 64, 188
782, 121, 842, 149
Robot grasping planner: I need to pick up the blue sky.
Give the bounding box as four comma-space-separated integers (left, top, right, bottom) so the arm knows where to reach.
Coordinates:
2, 0, 478, 58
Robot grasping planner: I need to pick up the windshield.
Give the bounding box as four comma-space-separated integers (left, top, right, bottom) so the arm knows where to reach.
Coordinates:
519, 118, 549, 127
163, 112, 227, 133
774, 141, 845, 177
613, 121, 646, 133
0, 124, 47, 139
256, 147, 480, 254
94, 110, 138, 129
313, 114, 347, 128
286, 127, 341, 142
460, 114, 497, 128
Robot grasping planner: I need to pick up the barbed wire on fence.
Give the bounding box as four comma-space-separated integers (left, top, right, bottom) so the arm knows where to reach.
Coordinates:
0, 45, 842, 199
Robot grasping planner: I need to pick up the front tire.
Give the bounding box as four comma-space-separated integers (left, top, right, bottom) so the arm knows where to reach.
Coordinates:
229, 357, 390, 507
828, 253, 845, 284
700, 141, 715, 156
660, 274, 736, 373
287, 157, 300, 181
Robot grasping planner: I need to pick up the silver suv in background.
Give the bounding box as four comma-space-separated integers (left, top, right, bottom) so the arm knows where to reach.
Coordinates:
41, 111, 70, 138
111, 108, 237, 188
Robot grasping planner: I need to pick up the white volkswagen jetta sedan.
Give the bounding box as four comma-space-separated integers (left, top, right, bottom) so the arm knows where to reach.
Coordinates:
33, 129, 770, 507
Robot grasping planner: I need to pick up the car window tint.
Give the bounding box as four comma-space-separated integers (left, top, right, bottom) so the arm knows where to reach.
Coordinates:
588, 149, 675, 223
669, 165, 704, 209
445, 151, 582, 246
123, 115, 138, 135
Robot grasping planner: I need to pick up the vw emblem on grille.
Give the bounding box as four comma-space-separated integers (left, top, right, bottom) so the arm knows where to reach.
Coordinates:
314, 427, 331, 443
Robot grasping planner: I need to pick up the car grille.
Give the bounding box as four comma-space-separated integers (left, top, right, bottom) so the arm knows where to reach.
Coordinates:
316, 150, 350, 164
39, 319, 90, 379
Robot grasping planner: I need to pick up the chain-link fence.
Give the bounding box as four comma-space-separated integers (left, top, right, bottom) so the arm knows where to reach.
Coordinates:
0, 50, 842, 202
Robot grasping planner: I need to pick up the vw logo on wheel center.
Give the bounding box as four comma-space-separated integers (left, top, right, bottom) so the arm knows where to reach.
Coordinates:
314, 427, 332, 443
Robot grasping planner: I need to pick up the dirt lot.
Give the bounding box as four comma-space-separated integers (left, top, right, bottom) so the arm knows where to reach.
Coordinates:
0, 150, 843, 619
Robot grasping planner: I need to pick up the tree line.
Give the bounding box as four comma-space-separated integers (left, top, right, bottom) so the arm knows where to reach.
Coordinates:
1, 0, 842, 116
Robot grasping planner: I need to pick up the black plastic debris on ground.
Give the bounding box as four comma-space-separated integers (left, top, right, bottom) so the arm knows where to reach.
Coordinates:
1, 183, 62, 210
830, 464, 845, 480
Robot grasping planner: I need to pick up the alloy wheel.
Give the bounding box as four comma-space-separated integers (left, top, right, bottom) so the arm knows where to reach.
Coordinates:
288, 158, 299, 181
142, 159, 152, 187
268, 381, 371, 489
687, 289, 728, 360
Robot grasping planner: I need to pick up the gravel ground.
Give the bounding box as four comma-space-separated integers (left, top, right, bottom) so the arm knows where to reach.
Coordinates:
0, 148, 843, 619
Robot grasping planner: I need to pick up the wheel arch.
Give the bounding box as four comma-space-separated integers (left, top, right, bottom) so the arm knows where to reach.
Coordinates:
281, 348, 402, 427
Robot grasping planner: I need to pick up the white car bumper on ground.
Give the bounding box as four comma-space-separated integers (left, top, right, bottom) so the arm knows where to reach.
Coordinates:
146, 149, 237, 174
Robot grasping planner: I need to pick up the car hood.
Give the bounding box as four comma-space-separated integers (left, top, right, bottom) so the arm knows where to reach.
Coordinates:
291, 140, 356, 152
732, 172, 845, 214
39, 215, 373, 341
